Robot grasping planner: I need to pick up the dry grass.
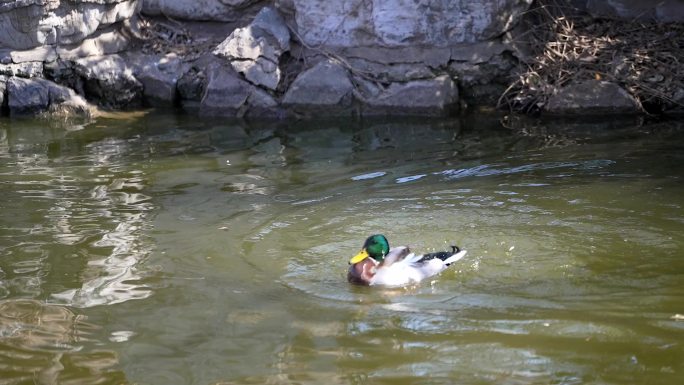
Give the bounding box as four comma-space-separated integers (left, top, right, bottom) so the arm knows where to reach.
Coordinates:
137, 17, 216, 61
499, 0, 684, 114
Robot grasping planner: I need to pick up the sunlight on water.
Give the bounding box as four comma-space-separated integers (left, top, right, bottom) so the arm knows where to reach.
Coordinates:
0, 125, 153, 312
0, 115, 683, 384
0, 299, 126, 384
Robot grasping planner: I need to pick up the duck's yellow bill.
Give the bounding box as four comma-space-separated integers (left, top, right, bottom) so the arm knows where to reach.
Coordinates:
349, 249, 369, 264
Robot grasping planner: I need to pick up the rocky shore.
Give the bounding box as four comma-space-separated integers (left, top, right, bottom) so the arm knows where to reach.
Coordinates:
0, 0, 682, 119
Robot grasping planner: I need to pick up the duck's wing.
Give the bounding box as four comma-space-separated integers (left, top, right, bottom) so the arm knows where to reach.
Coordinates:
407, 249, 467, 277
442, 249, 467, 265
414, 249, 467, 266
370, 249, 468, 287
380, 246, 411, 267
370, 258, 421, 286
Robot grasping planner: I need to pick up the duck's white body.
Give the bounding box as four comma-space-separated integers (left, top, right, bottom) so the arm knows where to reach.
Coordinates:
367, 246, 467, 287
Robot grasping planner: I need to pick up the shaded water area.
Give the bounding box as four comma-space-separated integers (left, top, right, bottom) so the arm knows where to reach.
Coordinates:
0, 112, 683, 385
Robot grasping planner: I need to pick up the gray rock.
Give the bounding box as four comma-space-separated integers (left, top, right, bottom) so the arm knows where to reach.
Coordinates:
44, 81, 91, 117
6, 77, 89, 116
213, 7, 290, 90
73, 54, 142, 108
282, 60, 353, 107
448, 48, 515, 105
200, 65, 250, 113
545, 80, 639, 114
246, 87, 280, 118
673, 88, 684, 105
586, 0, 684, 23
365, 75, 459, 115
178, 67, 207, 102
0, 62, 44, 78
229, 56, 281, 91
199, 63, 278, 117
0, 50, 10, 64
656, 1, 684, 22
249, 6, 291, 52
331, 44, 502, 86
10, 46, 58, 63
57, 29, 131, 60
7, 77, 49, 115
450, 42, 509, 63
43, 59, 78, 89
142, 0, 260, 21
278, 0, 532, 47
249, 87, 278, 109
0, 0, 140, 51
340, 46, 451, 67
351, 76, 382, 100
126, 52, 186, 106
346, 59, 434, 82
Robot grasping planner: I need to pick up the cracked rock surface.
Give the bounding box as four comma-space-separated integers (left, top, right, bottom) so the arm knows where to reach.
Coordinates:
213, 6, 290, 91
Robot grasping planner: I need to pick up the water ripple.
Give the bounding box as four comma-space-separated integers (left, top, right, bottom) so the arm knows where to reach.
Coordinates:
0, 299, 128, 383
438, 159, 616, 180
351, 171, 386, 181
1, 138, 155, 308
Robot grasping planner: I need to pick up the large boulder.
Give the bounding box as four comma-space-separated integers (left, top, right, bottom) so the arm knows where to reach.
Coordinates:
282, 60, 353, 108
545, 80, 639, 114
7, 77, 49, 115
73, 54, 142, 108
142, 0, 260, 21
125, 52, 187, 106
199, 63, 278, 117
6, 77, 90, 116
363, 75, 459, 115
0, 0, 140, 51
213, 7, 290, 90
276, 0, 533, 47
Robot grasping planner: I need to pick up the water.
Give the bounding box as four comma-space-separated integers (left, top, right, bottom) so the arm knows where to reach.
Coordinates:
0, 113, 683, 385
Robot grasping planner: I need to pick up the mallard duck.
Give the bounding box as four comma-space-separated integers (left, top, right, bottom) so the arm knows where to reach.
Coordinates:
347, 234, 467, 287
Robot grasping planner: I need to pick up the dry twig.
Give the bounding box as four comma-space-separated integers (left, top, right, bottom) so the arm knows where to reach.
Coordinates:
500, 0, 684, 114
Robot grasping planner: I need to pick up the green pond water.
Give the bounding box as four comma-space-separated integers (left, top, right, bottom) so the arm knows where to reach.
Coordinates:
0, 112, 683, 385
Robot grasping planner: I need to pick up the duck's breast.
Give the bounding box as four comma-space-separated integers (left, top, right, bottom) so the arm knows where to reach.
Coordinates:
370, 262, 425, 286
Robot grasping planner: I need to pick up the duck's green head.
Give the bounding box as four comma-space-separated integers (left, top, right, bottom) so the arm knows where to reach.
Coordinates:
349, 234, 390, 264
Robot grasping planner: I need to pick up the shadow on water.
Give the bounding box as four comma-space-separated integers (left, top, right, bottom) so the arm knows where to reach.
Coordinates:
0, 113, 683, 384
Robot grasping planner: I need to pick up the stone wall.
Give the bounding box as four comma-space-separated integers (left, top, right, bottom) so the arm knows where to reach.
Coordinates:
141, 0, 263, 21
0, 0, 140, 116
275, 0, 531, 47
0, 0, 138, 50
0, 0, 680, 118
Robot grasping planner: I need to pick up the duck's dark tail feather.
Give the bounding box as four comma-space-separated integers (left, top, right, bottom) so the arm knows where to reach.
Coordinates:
443, 248, 466, 266
418, 245, 461, 263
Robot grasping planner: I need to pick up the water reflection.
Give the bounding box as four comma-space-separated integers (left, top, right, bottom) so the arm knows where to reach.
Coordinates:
0, 299, 127, 384
0, 123, 153, 308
